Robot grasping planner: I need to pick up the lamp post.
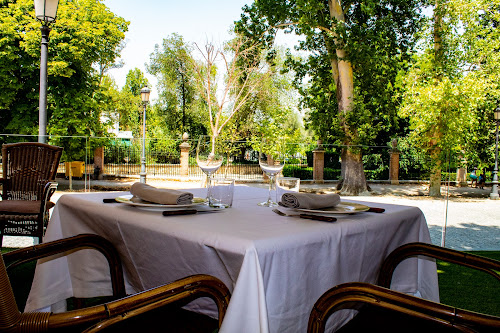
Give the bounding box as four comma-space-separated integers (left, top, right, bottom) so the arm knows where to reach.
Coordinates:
34, 0, 60, 144
139, 87, 151, 183
490, 107, 500, 200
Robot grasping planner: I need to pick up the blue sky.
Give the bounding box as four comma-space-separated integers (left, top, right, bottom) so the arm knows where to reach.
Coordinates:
104, 0, 300, 100
104, 0, 253, 99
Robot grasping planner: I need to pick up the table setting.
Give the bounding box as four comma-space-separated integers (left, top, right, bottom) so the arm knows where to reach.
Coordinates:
24, 137, 438, 333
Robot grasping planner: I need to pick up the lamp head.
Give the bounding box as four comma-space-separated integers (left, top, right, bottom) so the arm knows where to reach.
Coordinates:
34, 0, 60, 24
495, 106, 500, 121
141, 87, 151, 103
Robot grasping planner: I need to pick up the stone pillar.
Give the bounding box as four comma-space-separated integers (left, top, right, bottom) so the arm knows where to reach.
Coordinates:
313, 140, 325, 184
179, 132, 190, 178
456, 167, 468, 187
93, 147, 104, 180
388, 139, 400, 185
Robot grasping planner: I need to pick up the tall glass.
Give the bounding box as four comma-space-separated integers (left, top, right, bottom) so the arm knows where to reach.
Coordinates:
196, 135, 223, 200
258, 149, 285, 207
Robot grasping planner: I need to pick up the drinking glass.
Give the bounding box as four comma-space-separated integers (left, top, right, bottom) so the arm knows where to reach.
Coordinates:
196, 135, 223, 200
276, 177, 300, 203
258, 148, 285, 207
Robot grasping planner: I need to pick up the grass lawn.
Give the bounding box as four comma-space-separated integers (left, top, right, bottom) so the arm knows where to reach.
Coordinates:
2, 248, 499, 318
437, 251, 500, 316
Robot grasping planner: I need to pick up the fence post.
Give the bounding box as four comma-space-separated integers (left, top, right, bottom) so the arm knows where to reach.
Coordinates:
456, 160, 468, 187
94, 147, 104, 180
313, 140, 325, 184
389, 139, 400, 185
179, 132, 190, 178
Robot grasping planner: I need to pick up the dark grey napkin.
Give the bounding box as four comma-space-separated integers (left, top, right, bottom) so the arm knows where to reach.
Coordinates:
279, 192, 341, 209
130, 182, 193, 205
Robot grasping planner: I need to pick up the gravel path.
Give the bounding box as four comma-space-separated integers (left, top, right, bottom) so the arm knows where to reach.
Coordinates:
3, 179, 499, 251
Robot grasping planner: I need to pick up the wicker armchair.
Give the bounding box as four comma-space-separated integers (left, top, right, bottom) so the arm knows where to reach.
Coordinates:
308, 243, 500, 333
1, 234, 231, 332
0, 142, 63, 247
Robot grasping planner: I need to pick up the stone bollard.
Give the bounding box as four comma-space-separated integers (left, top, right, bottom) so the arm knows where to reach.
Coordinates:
313, 140, 325, 184
179, 132, 190, 178
389, 139, 400, 185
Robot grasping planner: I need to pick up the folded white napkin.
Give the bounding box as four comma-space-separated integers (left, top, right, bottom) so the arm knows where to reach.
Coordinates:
130, 182, 193, 205
279, 192, 341, 209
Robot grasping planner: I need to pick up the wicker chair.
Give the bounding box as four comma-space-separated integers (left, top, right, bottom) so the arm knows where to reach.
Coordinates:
308, 242, 500, 333
1, 234, 231, 332
0, 142, 63, 247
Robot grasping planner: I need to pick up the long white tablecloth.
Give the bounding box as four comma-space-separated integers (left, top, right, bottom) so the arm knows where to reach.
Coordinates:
26, 186, 439, 332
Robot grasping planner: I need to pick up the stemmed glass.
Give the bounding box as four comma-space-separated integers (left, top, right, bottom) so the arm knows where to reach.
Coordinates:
258, 147, 285, 207
196, 135, 223, 200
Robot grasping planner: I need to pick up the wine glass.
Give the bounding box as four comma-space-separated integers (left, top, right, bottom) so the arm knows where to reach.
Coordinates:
258, 147, 285, 207
196, 135, 223, 200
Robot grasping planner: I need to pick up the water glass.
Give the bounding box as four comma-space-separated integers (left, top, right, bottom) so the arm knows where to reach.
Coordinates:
276, 177, 300, 203
208, 178, 235, 208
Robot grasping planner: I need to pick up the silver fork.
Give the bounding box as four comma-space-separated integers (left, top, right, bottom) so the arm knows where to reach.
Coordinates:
272, 209, 337, 222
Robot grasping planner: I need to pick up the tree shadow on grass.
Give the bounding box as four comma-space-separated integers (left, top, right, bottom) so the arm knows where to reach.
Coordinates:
428, 223, 500, 251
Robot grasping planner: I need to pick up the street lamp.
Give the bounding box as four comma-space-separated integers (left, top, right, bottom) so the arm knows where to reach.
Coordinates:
139, 86, 151, 183
490, 107, 500, 200
34, 0, 60, 144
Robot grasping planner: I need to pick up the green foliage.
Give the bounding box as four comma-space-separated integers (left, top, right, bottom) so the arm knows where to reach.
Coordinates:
399, 0, 500, 182
147, 34, 207, 138
0, 0, 128, 160
283, 165, 340, 180
123, 68, 149, 96
237, 0, 425, 148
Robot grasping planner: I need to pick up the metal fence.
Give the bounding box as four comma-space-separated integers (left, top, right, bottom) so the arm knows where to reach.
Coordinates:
0, 134, 449, 182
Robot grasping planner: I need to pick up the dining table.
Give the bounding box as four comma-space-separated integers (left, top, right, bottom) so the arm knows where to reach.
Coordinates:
25, 185, 439, 333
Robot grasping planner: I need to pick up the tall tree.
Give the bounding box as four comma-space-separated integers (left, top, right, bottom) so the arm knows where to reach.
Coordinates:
399, 0, 500, 196
147, 33, 206, 138
236, 0, 425, 194
122, 68, 149, 96
191, 36, 271, 141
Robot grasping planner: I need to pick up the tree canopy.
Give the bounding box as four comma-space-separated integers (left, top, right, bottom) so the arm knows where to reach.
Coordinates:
0, 0, 128, 160
235, 0, 426, 194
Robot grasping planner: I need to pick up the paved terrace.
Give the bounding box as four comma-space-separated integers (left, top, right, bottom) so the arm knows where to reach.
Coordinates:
3, 178, 499, 251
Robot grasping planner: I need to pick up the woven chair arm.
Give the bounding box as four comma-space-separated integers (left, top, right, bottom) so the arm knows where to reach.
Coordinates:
308, 282, 500, 333
39, 181, 58, 215
45, 274, 230, 332
3, 234, 126, 299
378, 242, 500, 288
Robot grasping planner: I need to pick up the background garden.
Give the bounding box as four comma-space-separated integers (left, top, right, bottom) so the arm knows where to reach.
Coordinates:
0, 0, 499, 197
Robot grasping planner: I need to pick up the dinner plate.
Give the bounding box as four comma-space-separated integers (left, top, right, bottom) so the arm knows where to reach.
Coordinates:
295, 202, 370, 215
115, 195, 207, 211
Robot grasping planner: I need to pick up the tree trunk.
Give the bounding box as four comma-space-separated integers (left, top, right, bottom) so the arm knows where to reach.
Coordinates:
429, 148, 442, 197
339, 148, 368, 195
328, 0, 367, 195
428, 0, 444, 197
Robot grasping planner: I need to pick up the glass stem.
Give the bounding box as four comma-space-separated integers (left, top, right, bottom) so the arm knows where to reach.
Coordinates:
206, 173, 212, 200
267, 174, 276, 203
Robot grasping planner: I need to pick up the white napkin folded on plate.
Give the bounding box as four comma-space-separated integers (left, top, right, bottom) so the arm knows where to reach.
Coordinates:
130, 182, 193, 205
279, 192, 341, 209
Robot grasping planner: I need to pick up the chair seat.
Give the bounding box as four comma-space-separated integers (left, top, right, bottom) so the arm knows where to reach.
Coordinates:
0, 200, 43, 214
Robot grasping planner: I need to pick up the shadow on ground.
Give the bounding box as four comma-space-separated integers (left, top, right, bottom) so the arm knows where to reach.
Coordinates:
428, 223, 500, 251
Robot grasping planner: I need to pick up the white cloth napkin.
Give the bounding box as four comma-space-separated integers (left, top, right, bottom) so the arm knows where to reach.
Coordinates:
130, 182, 193, 205
279, 192, 341, 209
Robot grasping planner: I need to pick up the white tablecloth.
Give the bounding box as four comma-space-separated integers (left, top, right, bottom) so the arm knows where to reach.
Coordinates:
26, 186, 439, 332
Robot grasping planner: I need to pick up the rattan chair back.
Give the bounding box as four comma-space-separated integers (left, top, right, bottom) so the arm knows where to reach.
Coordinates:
1, 142, 62, 201
308, 242, 500, 333
0, 142, 63, 247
